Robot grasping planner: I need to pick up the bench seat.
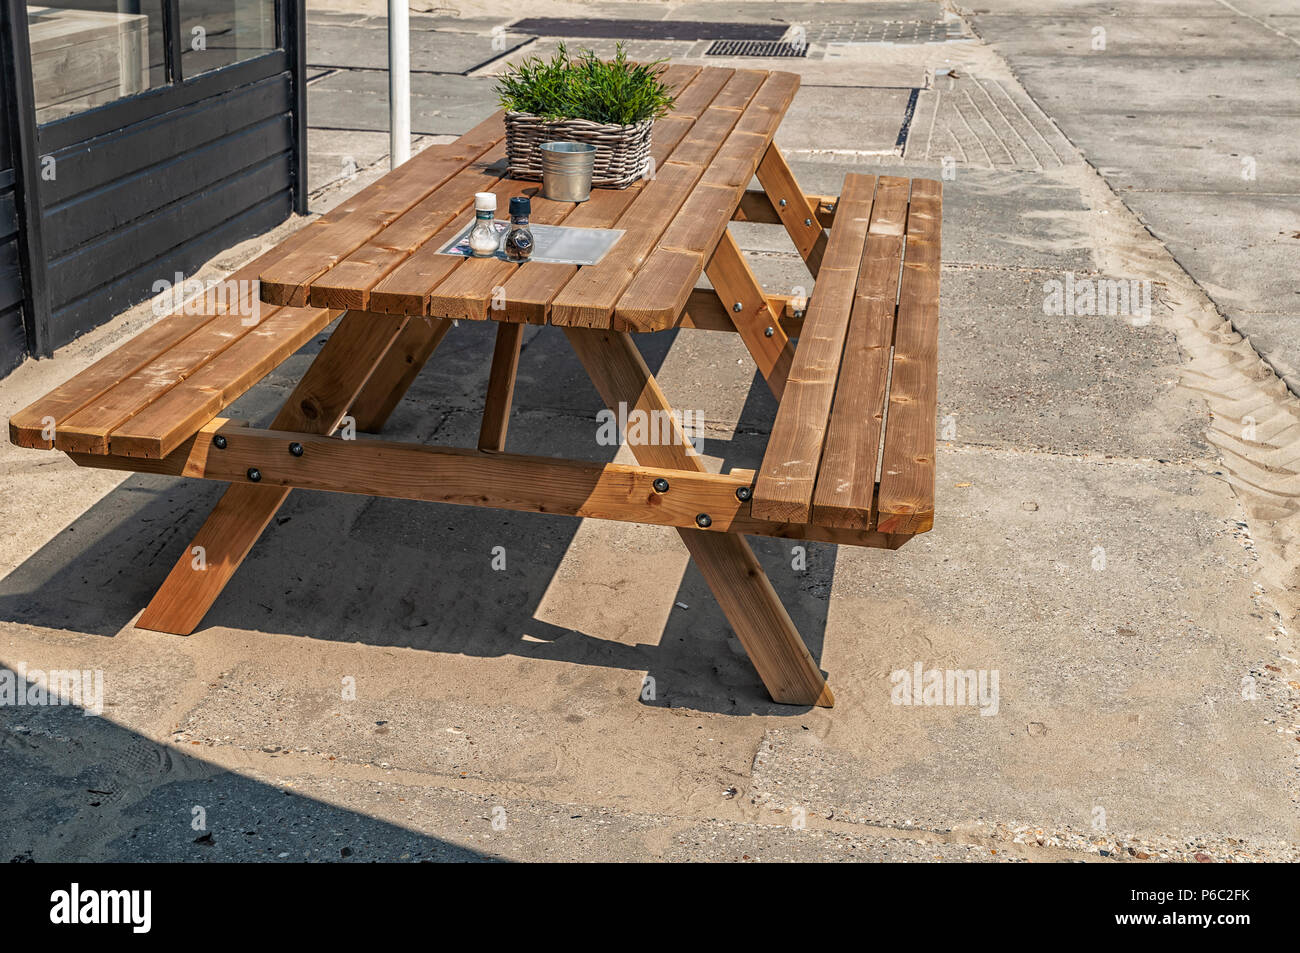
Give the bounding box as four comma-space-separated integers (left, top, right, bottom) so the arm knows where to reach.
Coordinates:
8, 112, 511, 460
751, 173, 941, 536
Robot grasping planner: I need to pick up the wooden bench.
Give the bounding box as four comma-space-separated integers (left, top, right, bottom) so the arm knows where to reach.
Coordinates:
8, 70, 941, 708
753, 173, 940, 536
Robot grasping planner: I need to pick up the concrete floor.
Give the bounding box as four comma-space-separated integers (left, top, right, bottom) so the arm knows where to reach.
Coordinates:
1, 0, 1298, 862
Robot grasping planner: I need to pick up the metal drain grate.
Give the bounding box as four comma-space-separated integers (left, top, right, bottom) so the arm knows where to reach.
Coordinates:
705, 39, 809, 58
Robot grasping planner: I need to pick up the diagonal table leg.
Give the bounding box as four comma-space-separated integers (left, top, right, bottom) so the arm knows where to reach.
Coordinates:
565, 327, 833, 707
351, 316, 453, 433
755, 143, 828, 276
136, 310, 410, 634
705, 230, 795, 400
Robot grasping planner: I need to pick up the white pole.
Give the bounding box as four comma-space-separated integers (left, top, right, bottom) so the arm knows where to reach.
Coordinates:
388, 0, 411, 168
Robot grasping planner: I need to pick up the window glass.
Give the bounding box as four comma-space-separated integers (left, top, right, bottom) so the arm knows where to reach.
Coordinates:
27, 1, 165, 123
181, 0, 277, 77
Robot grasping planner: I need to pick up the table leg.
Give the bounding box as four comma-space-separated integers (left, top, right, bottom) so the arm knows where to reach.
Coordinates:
565, 327, 833, 707
136, 310, 410, 635
755, 143, 828, 276
478, 322, 524, 453
705, 230, 795, 400
350, 316, 453, 433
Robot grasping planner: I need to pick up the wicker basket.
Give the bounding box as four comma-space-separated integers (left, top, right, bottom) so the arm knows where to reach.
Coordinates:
505, 112, 653, 190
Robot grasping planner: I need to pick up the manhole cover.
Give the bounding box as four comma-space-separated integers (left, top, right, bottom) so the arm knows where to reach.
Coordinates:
705, 39, 809, 58
509, 18, 787, 41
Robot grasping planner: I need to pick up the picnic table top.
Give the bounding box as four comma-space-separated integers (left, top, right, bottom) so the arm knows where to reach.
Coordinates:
257, 64, 801, 333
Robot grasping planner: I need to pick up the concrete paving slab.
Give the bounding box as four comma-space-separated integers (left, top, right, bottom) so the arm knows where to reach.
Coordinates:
752, 447, 1299, 860
1119, 190, 1300, 315
1226, 311, 1300, 395
775, 85, 913, 155
973, 14, 1300, 59
308, 71, 500, 135
308, 23, 531, 73
937, 267, 1209, 460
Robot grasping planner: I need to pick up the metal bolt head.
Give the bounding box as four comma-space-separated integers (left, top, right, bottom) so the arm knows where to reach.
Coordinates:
652, 477, 670, 493
732, 301, 743, 312
288, 442, 304, 457
212, 434, 227, 450
779, 198, 788, 208
247, 467, 261, 483
804, 218, 814, 227
764, 326, 775, 338
695, 513, 712, 528
735, 486, 752, 502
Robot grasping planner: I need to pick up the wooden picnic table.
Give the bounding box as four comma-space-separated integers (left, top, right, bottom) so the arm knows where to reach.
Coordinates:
10, 64, 941, 708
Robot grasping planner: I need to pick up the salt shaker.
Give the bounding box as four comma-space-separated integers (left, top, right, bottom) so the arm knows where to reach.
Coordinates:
469, 192, 498, 258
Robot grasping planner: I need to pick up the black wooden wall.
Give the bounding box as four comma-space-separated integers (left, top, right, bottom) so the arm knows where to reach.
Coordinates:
0, 67, 24, 378
39, 67, 298, 350
0, 0, 306, 379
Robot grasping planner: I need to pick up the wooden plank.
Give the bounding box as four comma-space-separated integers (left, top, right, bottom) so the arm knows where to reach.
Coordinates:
104, 305, 338, 458
350, 317, 454, 433
134, 310, 409, 635
425, 182, 576, 321
307, 142, 510, 311
565, 327, 834, 707
679, 289, 804, 336
751, 173, 878, 524
53, 286, 296, 455
613, 73, 802, 332
259, 118, 505, 306
702, 230, 793, 399
665, 66, 732, 119
549, 161, 710, 328
734, 189, 838, 228
478, 322, 524, 452
72, 422, 897, 550
754, 143, 826, 274
810, 176, 912, 529
487, 66, 739, 326
877, 178, 941, 534
8, 116, 499, 453
549, 69, 769, 328
356, 64, 702, 319
493, 187, 644, 324
367, 217, 472, 315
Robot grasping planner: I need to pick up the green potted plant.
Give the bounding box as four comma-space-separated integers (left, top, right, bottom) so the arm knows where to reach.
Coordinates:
496, 43, 678, 189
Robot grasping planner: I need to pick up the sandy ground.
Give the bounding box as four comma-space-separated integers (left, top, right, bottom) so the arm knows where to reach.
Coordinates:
2, 0, 1298, 862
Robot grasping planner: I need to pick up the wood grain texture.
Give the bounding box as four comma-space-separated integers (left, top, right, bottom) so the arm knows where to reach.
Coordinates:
134, 310, 409, 635
350, 316, 453, 433
613, 73, 801, 332
754, 143, 826, 275
751, 173, 878, 524
307, 142, 510, 311
478, 321, 524, 452
702, 230, 793, 399
810, 176, 911, 529
74, 422, 898, 549
259, 117, 505, 306
876, 178, 941, 534
549, 69, 775, 328
104, 305, 337, 458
